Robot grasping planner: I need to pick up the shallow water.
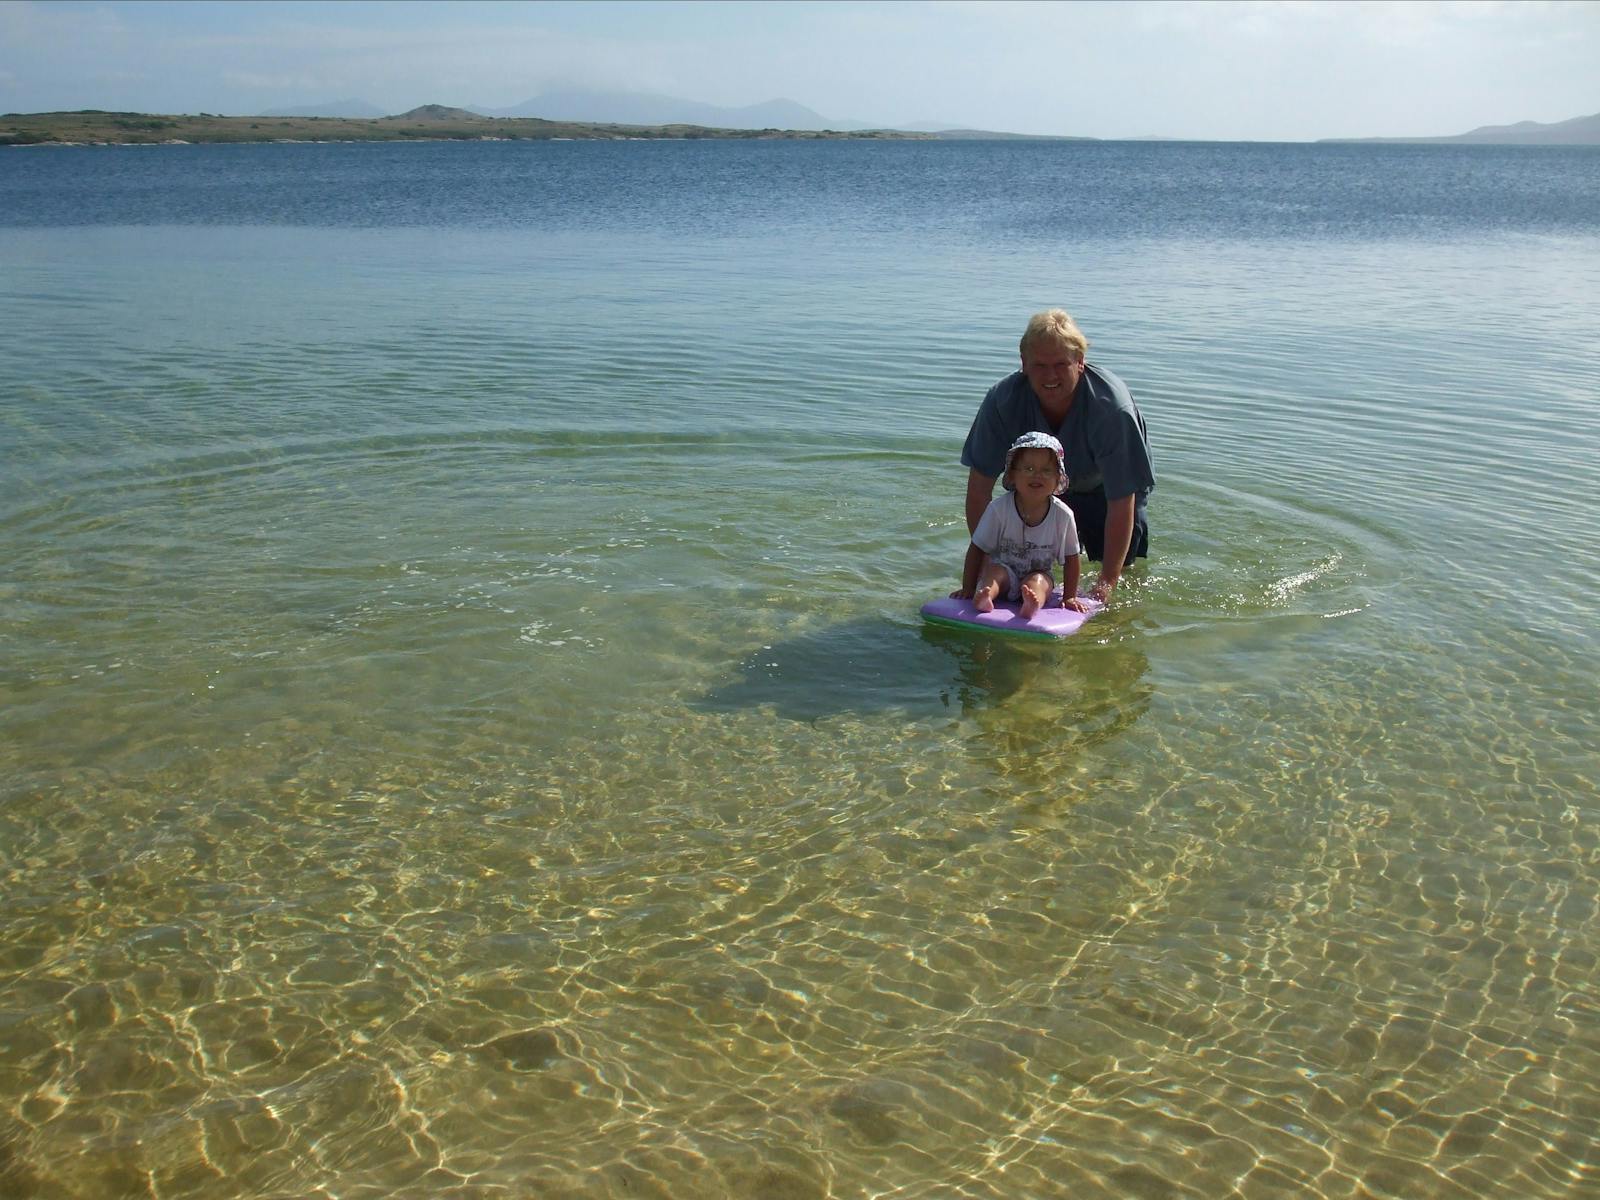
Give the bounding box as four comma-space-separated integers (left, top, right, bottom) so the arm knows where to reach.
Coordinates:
2, 140, 1599, 1197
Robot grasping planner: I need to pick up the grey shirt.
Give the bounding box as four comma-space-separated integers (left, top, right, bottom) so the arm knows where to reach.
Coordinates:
961, 364, 1155, 501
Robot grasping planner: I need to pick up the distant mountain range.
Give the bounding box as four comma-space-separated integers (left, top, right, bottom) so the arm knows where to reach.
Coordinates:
475, 89, 871, 130
258, 99, 386, 119
256, 93, 1600, 144
1324, 111, 1600, 146
258, 89, 994, 134
262, 90, 885, 130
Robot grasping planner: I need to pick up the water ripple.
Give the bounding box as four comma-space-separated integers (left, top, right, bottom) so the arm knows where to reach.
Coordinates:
4, 147, 1600, 1199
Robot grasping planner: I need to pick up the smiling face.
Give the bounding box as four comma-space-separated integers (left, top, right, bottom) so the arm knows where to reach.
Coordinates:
1021, 336, 1084, 409
1007, 447, 1061, 499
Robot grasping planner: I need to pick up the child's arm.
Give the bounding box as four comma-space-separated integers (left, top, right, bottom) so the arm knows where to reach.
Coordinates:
953, 541, 986, 598
1060, 553, 1092, 611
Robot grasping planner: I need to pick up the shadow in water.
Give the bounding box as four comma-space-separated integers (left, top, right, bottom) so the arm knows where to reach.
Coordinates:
695, 614, 1151, 737
696, 618, 969, 721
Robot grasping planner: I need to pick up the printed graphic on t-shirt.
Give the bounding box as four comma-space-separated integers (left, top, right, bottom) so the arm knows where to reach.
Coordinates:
989, 533, 1057, 578
972, 497, 1077, 582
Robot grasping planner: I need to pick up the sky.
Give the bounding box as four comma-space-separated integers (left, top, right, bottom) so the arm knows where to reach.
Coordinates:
2, 0, 1597, 141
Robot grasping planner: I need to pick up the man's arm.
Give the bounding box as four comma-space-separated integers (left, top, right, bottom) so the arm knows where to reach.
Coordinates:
954, 472, 997, 598
965, 468, 995, 534
1092, 493, 1136, 601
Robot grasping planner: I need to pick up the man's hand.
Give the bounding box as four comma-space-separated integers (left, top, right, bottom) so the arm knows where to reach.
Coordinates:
1093, 494, 1136, 602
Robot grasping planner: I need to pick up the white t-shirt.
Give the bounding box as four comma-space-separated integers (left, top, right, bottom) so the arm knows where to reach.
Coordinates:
972, 493, 1081, 581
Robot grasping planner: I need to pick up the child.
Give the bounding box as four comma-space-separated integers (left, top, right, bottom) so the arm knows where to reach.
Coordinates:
958, 432, 1091, 617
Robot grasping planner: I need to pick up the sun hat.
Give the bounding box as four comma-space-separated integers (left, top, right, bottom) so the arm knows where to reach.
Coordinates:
1002, 431, 1068, 495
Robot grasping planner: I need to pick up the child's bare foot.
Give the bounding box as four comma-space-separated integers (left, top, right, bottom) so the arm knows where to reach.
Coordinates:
1018, 575, 1049, 619
972, 585, 998, 614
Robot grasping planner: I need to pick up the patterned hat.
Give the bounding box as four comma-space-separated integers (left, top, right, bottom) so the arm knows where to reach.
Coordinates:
1003, 431, 1068, 495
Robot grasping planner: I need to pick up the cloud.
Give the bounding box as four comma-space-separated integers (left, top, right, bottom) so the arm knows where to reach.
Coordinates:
136, 13, 689, 107
1, 0, 1594, 139
1124, 0, 1551, 49
221, 70, 335, 93
0, 0, 129, 43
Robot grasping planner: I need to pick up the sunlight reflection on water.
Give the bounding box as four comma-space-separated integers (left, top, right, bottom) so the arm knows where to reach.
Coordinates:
3, 142, 1599, 1197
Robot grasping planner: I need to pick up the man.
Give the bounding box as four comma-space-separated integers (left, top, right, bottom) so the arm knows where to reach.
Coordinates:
960, 310, 1154, 602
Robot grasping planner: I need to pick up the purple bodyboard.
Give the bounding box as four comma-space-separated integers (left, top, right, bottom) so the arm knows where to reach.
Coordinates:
920, 592, 1102, 640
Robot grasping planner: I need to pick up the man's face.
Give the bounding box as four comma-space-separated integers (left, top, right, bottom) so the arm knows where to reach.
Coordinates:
1022, 338, 1083, 405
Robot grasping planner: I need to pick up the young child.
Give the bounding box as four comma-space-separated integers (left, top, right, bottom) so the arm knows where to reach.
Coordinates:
959, 432, 1091, 617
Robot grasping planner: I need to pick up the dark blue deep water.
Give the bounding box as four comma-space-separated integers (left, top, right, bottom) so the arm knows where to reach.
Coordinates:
6, 138, 1600, 240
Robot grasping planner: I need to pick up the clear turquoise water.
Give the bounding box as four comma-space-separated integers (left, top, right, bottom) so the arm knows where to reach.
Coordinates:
2, 140, 1598, 1198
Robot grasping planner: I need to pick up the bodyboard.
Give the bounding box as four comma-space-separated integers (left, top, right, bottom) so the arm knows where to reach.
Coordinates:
920, 593, 1102, 641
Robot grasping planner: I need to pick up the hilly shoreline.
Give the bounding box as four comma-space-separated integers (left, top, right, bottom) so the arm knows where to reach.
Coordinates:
1322, 110, 1600, 146
0, 106, 932, 147
8, 105, 1599, 148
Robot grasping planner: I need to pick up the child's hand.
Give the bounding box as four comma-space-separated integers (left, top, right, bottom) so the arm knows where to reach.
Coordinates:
1061, 595, 1094, 613
949, 585, 975, 599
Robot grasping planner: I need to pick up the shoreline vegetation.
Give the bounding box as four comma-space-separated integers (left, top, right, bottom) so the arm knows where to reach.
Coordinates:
1, 105, 937, 147
8, 106, 1598, 149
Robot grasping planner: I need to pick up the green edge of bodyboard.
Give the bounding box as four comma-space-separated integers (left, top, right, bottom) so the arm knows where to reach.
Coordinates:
920, 613, 1064, 642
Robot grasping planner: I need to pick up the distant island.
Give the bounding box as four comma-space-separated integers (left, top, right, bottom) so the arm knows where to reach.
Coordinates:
0, 105, 935, 147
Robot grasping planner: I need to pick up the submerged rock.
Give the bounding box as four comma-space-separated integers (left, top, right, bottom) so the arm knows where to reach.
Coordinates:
474, 1027, 566, 1071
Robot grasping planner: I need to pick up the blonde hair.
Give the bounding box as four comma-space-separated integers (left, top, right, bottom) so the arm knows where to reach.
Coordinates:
1019, 310, 1089, 360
